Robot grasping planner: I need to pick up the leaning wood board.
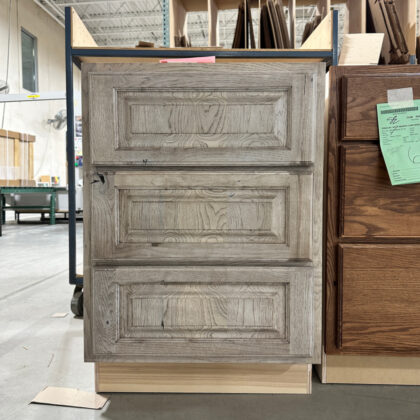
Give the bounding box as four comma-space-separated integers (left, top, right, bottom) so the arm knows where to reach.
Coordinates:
325, 65, 420, 357
82, 63, 325, 390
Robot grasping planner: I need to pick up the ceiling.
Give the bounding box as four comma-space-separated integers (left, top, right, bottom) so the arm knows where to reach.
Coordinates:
35, 0, 345, 48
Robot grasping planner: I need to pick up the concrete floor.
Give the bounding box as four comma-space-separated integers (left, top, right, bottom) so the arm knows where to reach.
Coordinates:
1, 220, 420, 420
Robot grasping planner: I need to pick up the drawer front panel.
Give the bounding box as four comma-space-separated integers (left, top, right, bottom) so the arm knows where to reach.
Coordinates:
342, 74, 420, 141
88, 267, 314, 362
86, 63, 321, 165
90, 171, 313, 262
337, 245, 420, 353
339, 145, 420, 238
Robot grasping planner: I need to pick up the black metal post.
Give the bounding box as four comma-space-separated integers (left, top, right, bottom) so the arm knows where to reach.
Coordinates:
65, 7, 76, 286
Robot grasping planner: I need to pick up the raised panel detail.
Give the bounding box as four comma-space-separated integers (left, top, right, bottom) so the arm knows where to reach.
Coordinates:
117, 90, 289, 149
89, 266, 313, 362
342, 75, 420, 141
91, 171, 313, 262
120, 283, 287, 339
119, 188, 287, 244
340, 145, 420, 238
83, 62, 325, 365
86, 63, 321, 165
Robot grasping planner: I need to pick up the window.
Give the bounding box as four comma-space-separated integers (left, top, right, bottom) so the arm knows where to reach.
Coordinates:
21, 28, 38, 92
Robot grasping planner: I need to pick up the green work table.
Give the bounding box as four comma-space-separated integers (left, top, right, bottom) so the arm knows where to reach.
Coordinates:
0, 186, 67, 236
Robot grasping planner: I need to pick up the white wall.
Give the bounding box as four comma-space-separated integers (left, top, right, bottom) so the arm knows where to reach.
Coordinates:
0, 0, 81, 185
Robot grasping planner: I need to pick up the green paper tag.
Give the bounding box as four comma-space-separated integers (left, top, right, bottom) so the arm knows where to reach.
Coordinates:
377, 100, 420, 185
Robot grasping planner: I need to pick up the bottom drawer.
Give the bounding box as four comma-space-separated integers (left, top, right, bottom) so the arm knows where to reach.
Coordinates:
85, 266, 315, 363
338, 244, 420, 353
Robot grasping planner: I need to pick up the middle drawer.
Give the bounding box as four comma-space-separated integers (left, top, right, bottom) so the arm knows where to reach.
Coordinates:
89, 170, 313, 263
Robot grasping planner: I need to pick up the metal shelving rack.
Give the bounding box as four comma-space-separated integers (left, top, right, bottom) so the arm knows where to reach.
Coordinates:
65, 6, 339, 313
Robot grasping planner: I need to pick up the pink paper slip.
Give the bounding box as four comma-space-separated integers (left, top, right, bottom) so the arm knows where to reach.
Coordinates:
160, 56, 216, 63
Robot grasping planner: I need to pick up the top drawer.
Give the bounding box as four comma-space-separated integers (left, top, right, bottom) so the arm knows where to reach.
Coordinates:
341, 73, 420, 141
83, 63, 324, 166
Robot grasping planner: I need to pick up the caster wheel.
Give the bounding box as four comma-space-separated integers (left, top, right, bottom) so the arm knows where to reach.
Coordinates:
71, 285, 83, 317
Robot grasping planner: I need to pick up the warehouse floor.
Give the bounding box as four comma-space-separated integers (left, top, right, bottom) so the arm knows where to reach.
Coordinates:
1, 221, 420, 420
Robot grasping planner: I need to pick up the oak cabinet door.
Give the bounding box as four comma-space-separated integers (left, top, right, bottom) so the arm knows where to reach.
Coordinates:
339, 145, 420, 238
85, 63, 322, 166
86, 266, 314, 362
341, 73, 420, 141
337, 244, 420, 353
89, 170, 314, 263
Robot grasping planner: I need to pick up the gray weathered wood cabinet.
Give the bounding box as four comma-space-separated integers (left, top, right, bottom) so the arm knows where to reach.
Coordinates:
83, 62, 325, 364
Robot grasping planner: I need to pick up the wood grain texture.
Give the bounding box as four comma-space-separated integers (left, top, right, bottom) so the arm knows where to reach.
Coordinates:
208, 0, 219, 46
347, 0, 366, 33
342, 73, 420, 140
340, 144, 420, 238
117, 90, 289, 147
83, 62, 325, 365
84, 62, 323, 166
88, 266, 313, 362
337, 244, 420, 354
300, 11, 332, 50
325, 65, 420, 357
90, 170, 313, 263
95, 363, 312, 393
70, 7, 97, 48
318, 354, 420, 385
338, 34, 383, 66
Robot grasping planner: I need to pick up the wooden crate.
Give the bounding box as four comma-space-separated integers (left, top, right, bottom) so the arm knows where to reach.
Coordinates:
0, 129, 35, 185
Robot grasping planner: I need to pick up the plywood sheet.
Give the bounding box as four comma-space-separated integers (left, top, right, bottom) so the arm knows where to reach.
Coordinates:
339, 33, 383, 65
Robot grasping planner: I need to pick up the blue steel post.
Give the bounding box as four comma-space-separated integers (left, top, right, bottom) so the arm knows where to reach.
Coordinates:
65, 7, 77, 286
332, 9, 338, 66
71, 48, 333, 60
162, 0, 170, 47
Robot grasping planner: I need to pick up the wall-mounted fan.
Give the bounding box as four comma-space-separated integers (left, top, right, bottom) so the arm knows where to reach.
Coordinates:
47, 109, 67, 130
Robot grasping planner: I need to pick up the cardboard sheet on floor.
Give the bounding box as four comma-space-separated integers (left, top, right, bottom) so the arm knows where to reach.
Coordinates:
51, 312, 68, 318
31, 387, 109, 410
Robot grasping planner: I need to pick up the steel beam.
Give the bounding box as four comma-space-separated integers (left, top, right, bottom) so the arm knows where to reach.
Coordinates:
82, 10, 160, 21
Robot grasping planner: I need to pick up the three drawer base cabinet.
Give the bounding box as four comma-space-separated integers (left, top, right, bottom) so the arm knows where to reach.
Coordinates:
82, 62, 325, 393
320, 65, 420, 385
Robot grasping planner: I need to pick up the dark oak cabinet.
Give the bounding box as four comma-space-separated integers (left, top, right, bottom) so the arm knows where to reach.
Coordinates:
326, 66, 420, 355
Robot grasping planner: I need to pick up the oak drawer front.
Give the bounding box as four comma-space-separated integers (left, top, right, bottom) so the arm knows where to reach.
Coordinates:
90, 171, 313, 263
342, 74, 420, 141
86, 266, 314, 362
85, 63, 321, 165
339, 145, 420, 238
337, 245, 420, 353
